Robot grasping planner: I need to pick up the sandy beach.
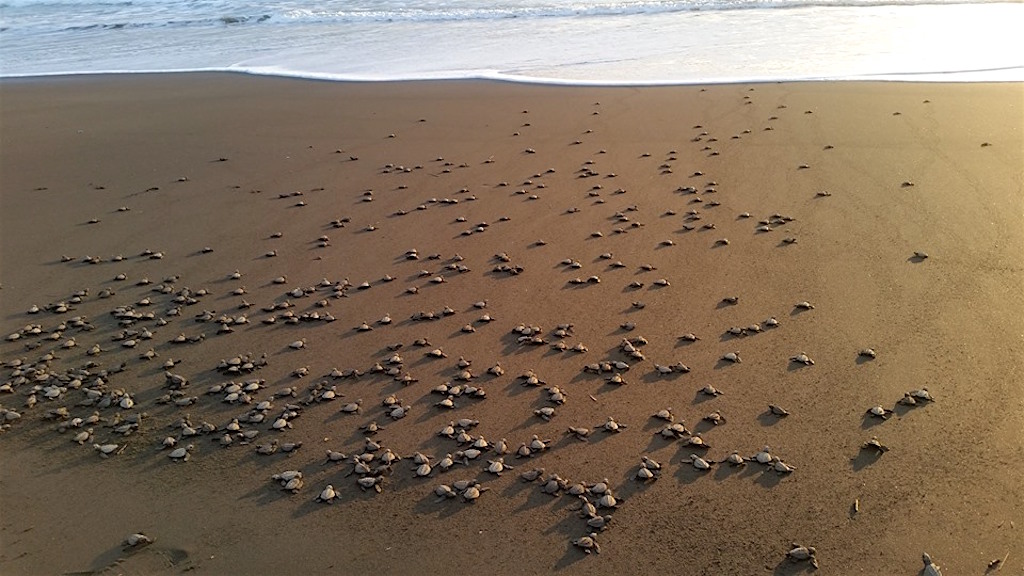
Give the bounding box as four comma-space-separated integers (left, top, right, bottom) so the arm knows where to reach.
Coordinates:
1, 73, 1022, 575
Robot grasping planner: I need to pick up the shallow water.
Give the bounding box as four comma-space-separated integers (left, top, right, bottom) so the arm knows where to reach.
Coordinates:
1, 0, 1022, 82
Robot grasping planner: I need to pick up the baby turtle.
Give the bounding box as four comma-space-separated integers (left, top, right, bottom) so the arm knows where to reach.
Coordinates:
689, 454, 713, 470
790, 352, 814, 366
651, 407, 674, 422
566, 426, 591, 441
771, 457, 796, 474
125, 533, 153, 548
703, 411, 726, 425
787, 544, 818, 568
858, 348, 877, 359
168, 444, 194, 462
315, 484, 338, 503
909, 388, 935, 402
723, 451, 748, 466
597, 416, 627, 433
679, 333, 700, 342
752, 446, 773, 464
922, 552, 943, 576
520, 468, 546, 482
768, 404, 790, 417
701, 384, 724, 396
861, 436, 890, 454
94, 443, 122, 458
636, 465, 657, 482
721, 296, 739, 305
794, 301, 815, 310
357, 476, 384, 493
572, 532, 601, 554
866, 405, 894, 419
686, 433, 710, 449
485, 457, 513, 476
460, 482, 489, 502
721, 351, 742, 364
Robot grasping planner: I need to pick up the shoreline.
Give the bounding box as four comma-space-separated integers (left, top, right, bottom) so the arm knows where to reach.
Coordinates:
3, 66, 1024, 87
1, 73, 1022, 575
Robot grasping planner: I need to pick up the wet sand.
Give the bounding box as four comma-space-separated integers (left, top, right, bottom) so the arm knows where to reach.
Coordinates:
1, 73, 1022, 575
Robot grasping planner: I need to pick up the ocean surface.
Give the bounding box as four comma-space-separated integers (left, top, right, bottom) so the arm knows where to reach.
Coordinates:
1, 0, 1022, 84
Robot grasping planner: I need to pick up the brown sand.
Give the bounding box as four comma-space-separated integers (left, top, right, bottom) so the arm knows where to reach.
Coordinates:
1, 73, 1022, 575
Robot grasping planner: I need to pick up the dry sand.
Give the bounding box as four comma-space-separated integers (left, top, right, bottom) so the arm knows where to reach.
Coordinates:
1, 73, 1022, 575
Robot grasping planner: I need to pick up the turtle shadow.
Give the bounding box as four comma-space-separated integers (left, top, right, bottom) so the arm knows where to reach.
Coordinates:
644, 434, 676, 453
641, 371, 672, 384
66, 543, 193, 576
501, 476, 539, 499
789, 308, 810, 317
850, 450, 883, 472
713, 463, 746, 480
502, 379, 535, 398
757, 411, 785, 427
713, 359, 738, 370
785, 361, 810, 372
692, 391, 718, 405
907, 255, 928, 264
772, 559, 818, 575
855, 355, 875, 366
674, 339, 698, 348
692, 420, 720, 434
860, 414, 887, 430
515, 487, 562, 513
754, 470, 784, 489
553, 542, 592, 570
413, 491, 474, 519
673, 463, 713, 485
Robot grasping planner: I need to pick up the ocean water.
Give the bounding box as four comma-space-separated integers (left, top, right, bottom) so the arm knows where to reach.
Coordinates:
1, 0, 1022, 83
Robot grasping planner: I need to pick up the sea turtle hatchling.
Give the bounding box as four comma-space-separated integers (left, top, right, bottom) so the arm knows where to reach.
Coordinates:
94, 443, 122, 458
701, 384, 724, 396
908, 388, 935, 402
752, 446, 773, 464
768, 404, 790, 417
520, 468, 546, 482
689, 454, 713, 470
721, 351, 742, 364
485, 457, 513, 476
703, 411, 726, 425
794, 301, 815, 310
922, 552, 943, 576
861, 436, 890, 454
866, 405, 894, 419
858, 348, 877, 359
315, 484, 339, 503
168, 444, 194, 462
596, 416, 627, 433
572, 532, 601, 554
566, 426, 591, 441
651, 407, 674, 422
460, 482, 489, 502
357, 476, 384, 493
434, 484, 457, 500
636, 465, 657, 481
535, 406, 556, 421
771, 457, 796, 474
124, 533, 153, 548
786, 543, 818, 568
789, 352, 814, 366
722, 451, 748, 466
